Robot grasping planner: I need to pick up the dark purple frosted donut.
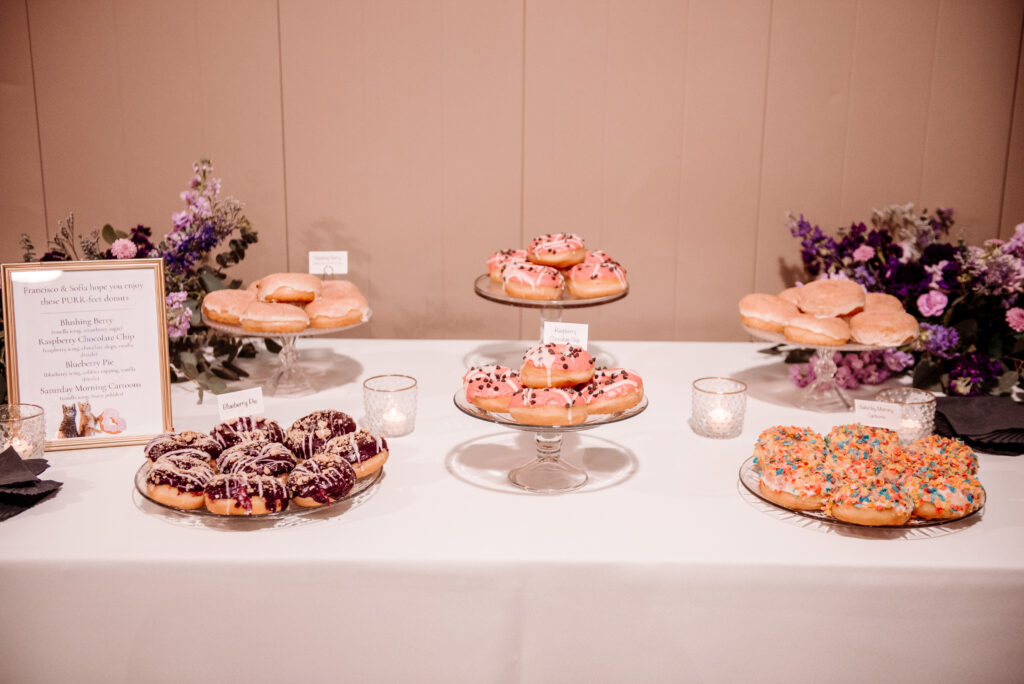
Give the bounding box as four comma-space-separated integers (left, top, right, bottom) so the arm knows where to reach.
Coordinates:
204, 473, 288, 515
284, 409, 357, 459
323, 429, 388, 467
209, 416, 285, 449
216, 441, 298, 479
287, 452, 356, 506
147, 453, 214, 493
144, 430, 222, 463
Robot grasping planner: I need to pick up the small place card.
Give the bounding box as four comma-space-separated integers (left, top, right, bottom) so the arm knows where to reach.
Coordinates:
854, 399, 901, 430
542, 321, 589, 349
217, 387, 264, 421
308, 251, 349, 276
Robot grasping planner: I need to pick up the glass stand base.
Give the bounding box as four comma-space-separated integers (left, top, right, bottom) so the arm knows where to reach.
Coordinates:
508, 433, 588, 493
264, 336, 316, 397
795, 348, 854, 412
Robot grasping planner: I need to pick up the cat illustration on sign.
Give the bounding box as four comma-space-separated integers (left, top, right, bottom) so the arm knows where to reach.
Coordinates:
57, 403, 78, 439
55, 401, 127, 439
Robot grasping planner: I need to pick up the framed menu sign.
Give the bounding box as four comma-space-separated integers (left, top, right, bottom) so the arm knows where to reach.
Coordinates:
2, 259, 173, 450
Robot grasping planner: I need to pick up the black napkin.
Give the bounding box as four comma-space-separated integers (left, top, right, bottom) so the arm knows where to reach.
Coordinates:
935, 396, 1024, 456
0, 447, 62, 522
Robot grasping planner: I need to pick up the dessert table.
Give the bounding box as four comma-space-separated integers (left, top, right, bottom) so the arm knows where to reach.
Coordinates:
1, 339, 1022, 683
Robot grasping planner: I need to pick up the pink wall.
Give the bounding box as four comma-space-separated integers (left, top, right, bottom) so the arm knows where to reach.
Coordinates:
2, 0, 1022, 340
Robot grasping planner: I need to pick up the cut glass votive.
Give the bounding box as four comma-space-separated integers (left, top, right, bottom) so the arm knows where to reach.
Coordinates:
691, 377, 747, 439
0, 404, 45, 460
875, 387, 936, 444
363, 374, 418, 437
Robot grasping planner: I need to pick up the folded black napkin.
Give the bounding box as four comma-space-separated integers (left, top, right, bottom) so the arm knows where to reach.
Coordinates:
935, 396, 1024, 456
0, 446, 62, 522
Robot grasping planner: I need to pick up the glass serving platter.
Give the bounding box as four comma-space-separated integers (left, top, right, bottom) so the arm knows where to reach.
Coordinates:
473, 274, 628, 309
135, 461, 384, 520
737, 455, 982, 529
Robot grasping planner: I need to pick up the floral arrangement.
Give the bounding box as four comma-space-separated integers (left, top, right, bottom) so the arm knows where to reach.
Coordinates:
785, 203, 1024, 396
17, 159, 260, 400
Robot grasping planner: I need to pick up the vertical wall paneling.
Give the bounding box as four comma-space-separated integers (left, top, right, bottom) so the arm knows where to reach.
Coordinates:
0, 0, 47, 264
674, 0, 770, 340
1000, 16, 1024, 240
441, 0, 524, 339
919, 0, 1023, 245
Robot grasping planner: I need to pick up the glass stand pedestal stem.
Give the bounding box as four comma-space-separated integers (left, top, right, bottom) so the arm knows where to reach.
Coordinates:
796, 347, 853, 412
507, 432, 588, 493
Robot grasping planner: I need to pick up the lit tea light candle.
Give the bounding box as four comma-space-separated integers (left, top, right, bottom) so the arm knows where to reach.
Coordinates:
381, 407, 408, 435
707, 407, 733, 435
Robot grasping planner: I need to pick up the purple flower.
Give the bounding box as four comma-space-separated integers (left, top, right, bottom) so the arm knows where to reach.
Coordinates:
110, 238, 138, 259
789, 363, 815, 388
916, 290, 948, 318
165, 291, 191, 340
883, 350, 914, 372
948, 352, 1003, 396
1007, 307, 1024, 333
916, 323, 959, 359
852, 245, 875, 262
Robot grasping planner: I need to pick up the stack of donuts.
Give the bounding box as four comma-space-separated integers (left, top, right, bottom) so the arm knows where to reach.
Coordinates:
753, 424, 984, 526
142, 409, 388, 515
461, 343, 644, 426
487, 234, 628, 300
201, 273, 369, 333
739, 279, 919, 347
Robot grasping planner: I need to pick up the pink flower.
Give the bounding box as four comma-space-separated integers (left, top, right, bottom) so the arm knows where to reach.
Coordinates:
917, 290, 948, 318
1007, 307, 1024, 333
97, 409, 127, 434
852, 245, 875, 262
110, 238, 137, 259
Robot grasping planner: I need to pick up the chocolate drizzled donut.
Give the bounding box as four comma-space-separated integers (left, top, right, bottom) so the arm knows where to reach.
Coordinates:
216, 441, 298, 479
209, 416, 285, 449
144, 430, 223, 463
147, 453, 214, 493
284, 409, 357, 459
322, 429, 388, 467
288, 452, 357, 506
204, 473, 289, 515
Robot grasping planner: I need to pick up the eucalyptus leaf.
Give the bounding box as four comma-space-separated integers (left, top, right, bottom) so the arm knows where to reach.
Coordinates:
201, 271, 225, 292
995, 370, 1020, 395
179, 351, 198, 367
784, 348, 814, 364
912, 357, 943, 391
265, 338, 282, 354
758, 344, 785, 356
211, 366, 239, 381
222, 360, 249, 378
101, 224, 118, 244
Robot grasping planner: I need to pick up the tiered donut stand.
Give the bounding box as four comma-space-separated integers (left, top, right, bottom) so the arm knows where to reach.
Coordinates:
462, 275, 644, 494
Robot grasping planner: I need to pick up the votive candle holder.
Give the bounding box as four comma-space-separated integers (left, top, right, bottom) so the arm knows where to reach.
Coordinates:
363, 374, 418, 437
0, 404, 46, 460
875, 387, 936, 444
691, 377, 747, 439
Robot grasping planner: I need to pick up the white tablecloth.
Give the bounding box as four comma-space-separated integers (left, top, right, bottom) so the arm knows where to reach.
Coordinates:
2, 339, 1023, 683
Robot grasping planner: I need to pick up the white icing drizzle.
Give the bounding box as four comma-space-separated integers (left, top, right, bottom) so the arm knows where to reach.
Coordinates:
572, 261, 626, 284
529, 233, 584, 253
502, 263, 562, 290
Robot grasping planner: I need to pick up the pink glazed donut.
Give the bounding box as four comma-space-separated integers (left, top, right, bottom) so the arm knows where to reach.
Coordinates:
502, 262, 565, 300
566, 261, 628, 299
580, 368, 644, 414
520, 343, 595, 388
463, 365, 523, 412
487, 249, 528, 282
526, 233, 586, 268
508, 387, 588, 426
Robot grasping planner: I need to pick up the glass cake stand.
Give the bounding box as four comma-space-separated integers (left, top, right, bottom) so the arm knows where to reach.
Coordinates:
742, 325, 893, 412
454, 391, 647, 493
203, 311, 371, 396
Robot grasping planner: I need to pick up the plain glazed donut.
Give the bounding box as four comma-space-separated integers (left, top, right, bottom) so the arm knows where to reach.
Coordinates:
566, 261, 628, 299
202, 289, 256, 326
825, 480, 913, 526
864, 292, 904, 313
284, 409, 358, 459
287, 452, 357, 507
320, 279, 361, 298
848, 311, 919, 346
580, 368, 643, 414
796, 278, 866, 317
777, 286, 802, 307
526, 233, 586, 268
144, 430, 222, 465
146, 453, 215, 510
502, 262, 564, 300
508, 387, 588, 426
783, 314, 850, 346
322, 429, 389, 479
520, 343, 595, 388
204, 473, 289, 515
240, 301, 310, 333
255, 272, 322, 303
210, 416, 286, 449
739, 293, 800, 333
463, 365, 523, 412
487, 249, 528, 282
216, 441, 298, 482
305, 295, 368, 328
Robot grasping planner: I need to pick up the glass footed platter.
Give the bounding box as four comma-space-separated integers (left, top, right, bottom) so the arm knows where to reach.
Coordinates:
453, 391, 648, 431
134, 461, 384, 520
203, 311, 371, 339
737, 455, 982, 529
473, 274, 628, 309
741, 324, 890, 353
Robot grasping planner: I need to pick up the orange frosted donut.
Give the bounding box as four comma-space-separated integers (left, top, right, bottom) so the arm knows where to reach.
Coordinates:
796, 278, 866, 317
848, 311, 919, 346
825, 480, 913, 526
508, 387, 587, 426
526, 233, 586, 268
502, 262, 565, 300
740, 293, 800, 333
902, 473, 985, 520
240, 301, 309, 333
566, 261, 627, 298
580, 368, 643, 414
777, 286, 802, 306
487, 249, 528, 282
256, 272, 322, 303
864, 292, 904, 313
520, 343, 595, 388
202, 289, 256, 326
583, 249, 619, 265
783, 314, 850, 346
305, 294, 368, 328
463, 365, 523, 412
